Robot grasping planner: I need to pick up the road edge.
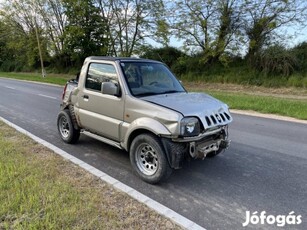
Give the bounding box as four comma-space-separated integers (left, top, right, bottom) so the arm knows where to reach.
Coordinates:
231, 109, 307, 125
0, 116, 205, 230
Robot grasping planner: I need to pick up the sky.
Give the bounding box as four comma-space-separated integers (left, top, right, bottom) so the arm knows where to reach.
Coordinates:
287, 26, 307, 47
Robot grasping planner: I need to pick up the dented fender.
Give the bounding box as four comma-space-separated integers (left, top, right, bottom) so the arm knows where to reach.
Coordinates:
121, 117, 173, 151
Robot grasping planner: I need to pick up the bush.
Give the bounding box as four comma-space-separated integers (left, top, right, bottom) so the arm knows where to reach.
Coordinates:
0, 60, 25, 72
256, 45, 298, 77
140, 46, 186, 74
0, 60, 16, 72
291, 42, 307, 72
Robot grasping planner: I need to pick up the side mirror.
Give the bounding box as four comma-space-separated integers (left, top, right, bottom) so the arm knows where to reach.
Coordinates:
101, 82, 120, 96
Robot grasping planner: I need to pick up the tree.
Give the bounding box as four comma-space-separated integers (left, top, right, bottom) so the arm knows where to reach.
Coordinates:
0, 0, 50, 71
169, 0, 242, 64
35, 0, 67, 57
96, 0, 166, 57
243, 0, 307, 62
63, 0, 109, 66
212, 0, 242, 64
0, 20, 15, 70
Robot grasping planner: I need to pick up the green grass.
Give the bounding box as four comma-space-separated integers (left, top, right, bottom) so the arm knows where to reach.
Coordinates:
179, 66, 307, 88
0, 72, 71, 85
0, 122, 178, 229
206, 90, 307, 120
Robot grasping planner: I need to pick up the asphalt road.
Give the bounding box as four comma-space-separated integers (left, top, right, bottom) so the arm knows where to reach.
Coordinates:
1, 78, 306, 229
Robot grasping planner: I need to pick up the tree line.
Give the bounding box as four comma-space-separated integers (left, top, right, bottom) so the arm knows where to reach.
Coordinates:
0, 0, 306, 78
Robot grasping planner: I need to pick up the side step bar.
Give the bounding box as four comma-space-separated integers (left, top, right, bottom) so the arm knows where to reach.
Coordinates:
82, 131, 123, 150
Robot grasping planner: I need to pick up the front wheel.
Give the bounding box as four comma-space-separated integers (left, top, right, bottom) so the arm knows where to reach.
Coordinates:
130, 134, 172, 184
57, 109, 80, 144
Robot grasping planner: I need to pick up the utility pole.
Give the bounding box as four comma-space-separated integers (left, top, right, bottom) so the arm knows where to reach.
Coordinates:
34, 16, 46, 78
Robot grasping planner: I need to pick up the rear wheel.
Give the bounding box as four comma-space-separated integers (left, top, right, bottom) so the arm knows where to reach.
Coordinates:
130, 134, 172, 184
57, 109, 80, 144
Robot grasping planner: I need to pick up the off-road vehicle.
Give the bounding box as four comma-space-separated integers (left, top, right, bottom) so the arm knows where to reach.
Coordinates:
57, 56, 232, 184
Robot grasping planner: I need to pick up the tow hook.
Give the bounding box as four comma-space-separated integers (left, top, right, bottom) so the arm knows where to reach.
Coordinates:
189, 142, 196, 158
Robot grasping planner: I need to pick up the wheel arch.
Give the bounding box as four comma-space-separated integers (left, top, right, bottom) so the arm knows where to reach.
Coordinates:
126, 129, 187, 170
126, 129, 154, 153
61, 105, 80, 130
129, 132, 173, 184
125, 130, 183, 170
57, 109, 80, 144
122, 117, 172, 151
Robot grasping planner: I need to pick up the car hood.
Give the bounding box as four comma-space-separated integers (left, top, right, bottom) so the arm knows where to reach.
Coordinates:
143, 92, 232, 128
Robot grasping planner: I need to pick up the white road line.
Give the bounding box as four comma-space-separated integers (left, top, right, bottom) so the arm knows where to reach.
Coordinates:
5, 86, 16, 90
38, 94, 57, 100
0, 116, 206, 230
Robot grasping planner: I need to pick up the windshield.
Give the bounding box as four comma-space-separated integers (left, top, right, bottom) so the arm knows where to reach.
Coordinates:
120, 61, 186, 97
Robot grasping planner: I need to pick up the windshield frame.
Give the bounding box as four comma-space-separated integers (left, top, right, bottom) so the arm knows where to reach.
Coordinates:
120, 60, 186, 97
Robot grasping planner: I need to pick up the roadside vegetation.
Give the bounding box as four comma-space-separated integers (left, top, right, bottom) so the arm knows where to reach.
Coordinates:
0, 121, 179, 229
142, 44, 307, 89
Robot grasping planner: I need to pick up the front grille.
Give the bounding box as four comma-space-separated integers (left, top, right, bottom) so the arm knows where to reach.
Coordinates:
204, 111, 232, 127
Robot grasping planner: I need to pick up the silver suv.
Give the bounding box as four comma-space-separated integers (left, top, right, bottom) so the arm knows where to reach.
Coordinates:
57, 57, 232, 184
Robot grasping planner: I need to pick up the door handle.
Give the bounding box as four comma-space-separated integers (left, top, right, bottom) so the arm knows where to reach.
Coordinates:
82, 95, 89, 99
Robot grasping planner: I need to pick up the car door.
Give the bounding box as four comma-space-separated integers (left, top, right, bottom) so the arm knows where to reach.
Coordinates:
77, 62, 124, 141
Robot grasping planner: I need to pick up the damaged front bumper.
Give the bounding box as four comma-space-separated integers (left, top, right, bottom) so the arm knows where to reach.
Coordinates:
162, 126, 231, 169
189, 137, 231, 159
174, 126, 231, 159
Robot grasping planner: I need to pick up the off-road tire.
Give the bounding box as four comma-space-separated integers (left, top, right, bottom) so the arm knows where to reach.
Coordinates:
57, 109, 80, 144
130, 134, 172, 184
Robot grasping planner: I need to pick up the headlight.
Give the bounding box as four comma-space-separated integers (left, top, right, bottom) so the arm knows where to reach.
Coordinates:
180, 117, 200, 137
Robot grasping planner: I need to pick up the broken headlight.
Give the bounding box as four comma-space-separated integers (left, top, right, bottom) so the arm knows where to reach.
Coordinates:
180, 117, 200, 137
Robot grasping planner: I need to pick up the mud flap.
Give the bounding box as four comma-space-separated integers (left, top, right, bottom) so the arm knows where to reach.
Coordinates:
161, 138, 187, 169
